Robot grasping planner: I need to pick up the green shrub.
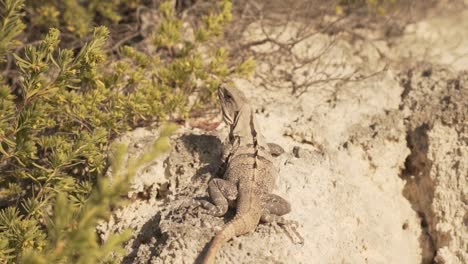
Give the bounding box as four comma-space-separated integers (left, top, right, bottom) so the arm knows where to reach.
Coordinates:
26, 0, 139, 37
0, 0, 25, 61
0, 0, 249, 262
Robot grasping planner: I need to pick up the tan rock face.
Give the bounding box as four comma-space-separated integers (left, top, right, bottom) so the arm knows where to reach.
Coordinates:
399, 66, 468, 264
99, 6, 467, 264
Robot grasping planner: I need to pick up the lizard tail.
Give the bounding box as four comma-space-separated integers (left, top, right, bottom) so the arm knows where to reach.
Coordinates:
202, 194, 262, 264
202, 221, 236, 264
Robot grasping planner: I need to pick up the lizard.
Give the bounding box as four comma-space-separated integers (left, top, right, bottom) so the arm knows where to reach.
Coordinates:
198, 84, 293, 264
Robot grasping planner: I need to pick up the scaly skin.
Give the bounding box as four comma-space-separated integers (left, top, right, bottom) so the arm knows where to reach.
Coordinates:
200, 85, 291, 264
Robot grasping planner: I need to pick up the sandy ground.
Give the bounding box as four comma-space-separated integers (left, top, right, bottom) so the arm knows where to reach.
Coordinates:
98, 6, 468, 264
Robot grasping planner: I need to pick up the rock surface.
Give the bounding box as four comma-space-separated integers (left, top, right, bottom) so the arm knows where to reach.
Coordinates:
399, 66, 467, 263
98, 6, 468, 264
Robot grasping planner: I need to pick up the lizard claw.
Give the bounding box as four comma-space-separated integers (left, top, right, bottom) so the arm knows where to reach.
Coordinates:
190, 199, 207, 210
281, 221, 304, 245
190, 199, 216, 215
287, 220, 300, 228
182, 199, 209, 217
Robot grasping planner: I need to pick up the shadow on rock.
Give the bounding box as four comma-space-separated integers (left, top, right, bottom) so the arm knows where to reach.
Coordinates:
179, 133, 223, 181
121, 213, 167, 264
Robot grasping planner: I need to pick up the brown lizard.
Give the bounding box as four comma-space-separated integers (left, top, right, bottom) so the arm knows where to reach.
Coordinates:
199, 84, 292, 264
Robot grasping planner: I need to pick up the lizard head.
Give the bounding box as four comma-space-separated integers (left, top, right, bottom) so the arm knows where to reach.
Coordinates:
217, 85, 249, 126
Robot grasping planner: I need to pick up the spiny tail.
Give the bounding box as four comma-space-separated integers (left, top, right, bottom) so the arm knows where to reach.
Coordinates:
202, 195, 261, 264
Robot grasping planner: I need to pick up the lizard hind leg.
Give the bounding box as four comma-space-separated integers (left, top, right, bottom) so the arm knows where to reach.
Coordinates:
261, 194, 304, 244
200, 178, 238, 217
260, 194, 293, 225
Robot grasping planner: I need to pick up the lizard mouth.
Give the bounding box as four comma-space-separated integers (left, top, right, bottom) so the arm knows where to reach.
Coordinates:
221, 108, 233, 125
218, 88, 233, 125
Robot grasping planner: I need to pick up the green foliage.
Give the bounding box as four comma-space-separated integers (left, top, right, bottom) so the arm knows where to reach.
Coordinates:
0, 0, 248, 262
0, 0, 25, 62
26, 0, 136, 37
153, 1, 183, 48
17, 124, 176, 264
196, 0, 232, 42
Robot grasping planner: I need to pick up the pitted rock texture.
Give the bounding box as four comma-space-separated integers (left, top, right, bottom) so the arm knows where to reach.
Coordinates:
99, 5, 468, 264
399, 66, 468, 264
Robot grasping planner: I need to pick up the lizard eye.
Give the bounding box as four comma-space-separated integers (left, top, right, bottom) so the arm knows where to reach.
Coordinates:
224, 93, 233, 101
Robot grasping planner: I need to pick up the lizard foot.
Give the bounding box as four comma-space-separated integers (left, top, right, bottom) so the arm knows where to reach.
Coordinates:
261, 211, 303, 245
281, 222, 304, 245
200, 200, 228, 217
261, 211, 296, 225
191, 199, 227, 217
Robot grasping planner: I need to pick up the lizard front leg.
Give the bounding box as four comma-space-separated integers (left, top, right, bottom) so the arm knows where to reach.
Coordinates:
267, 143, 285, 157
216, 137, 237, 176
200, 179, 238, 217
